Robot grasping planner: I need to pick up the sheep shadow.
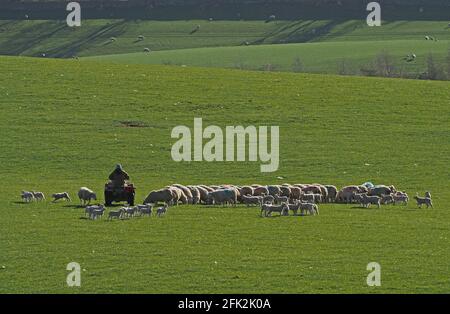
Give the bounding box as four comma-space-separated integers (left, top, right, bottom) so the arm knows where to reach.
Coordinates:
63, 204, 82, 208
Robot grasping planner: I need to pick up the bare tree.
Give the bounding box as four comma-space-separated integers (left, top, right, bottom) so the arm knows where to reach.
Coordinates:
292, 56, 304, 73
425, 53, 446, 80
374, 50, 395, 77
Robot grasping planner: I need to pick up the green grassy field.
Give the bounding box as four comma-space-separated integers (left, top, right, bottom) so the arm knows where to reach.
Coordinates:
0, 56, 449, 293
86, 39, 450, 76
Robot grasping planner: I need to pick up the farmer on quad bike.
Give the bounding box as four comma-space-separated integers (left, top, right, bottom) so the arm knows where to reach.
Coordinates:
104, 164, 135, 206
109, 164, 130, 188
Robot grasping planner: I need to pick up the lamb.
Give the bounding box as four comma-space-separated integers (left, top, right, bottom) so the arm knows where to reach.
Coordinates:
414, 195, 433, 209
380, 194, 394, 205
21, 191, 34, 203
261, 203, 289, 217
91, 206, 106, 220
241, 195, 262, 206
123, 206, 137, 218
85, 204, 105, 218
359, 194, 381, 209
32, 191, 45, 201
287, 201, 302, 215
262, 194, 275, 205
77, 187, 96, 206
156, 204, 168, 217
137, 204, 153, 217
52, 192, 71, 202
393, 193, 409, 205
299, 202, 319, 216
108, 208, 124, 220
301, 193, 321, 203
274, 194, 289, 204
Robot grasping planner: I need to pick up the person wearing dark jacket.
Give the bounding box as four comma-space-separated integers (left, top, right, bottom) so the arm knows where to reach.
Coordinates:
109, 164, 130, 188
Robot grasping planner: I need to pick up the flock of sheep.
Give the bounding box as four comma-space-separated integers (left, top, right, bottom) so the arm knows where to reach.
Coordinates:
20, 183, 433, 220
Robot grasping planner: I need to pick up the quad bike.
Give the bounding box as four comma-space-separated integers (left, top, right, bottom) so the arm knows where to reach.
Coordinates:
104, 181, 135, 206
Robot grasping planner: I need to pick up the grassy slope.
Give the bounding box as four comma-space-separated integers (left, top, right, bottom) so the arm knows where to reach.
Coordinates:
85, 39, 450, 75
1, 19, 449, 58
0, 57, 449, 293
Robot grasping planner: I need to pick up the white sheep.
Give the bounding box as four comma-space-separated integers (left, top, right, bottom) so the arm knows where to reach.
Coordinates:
52, 192, 71, 202
78, 187, 97, 206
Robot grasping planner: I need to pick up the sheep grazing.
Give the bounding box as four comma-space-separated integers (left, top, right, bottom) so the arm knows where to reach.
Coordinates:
156, 204, 168, 217
52, 192, 71, 203
261, 203, 289, 217
78, 187, 96, 206
241, 195, 262, 207
137, 35, 145, 41
324, 185, 338, 203
143, 48, 151, 53
414, 195, 433, 209
32, 191, 45, 201
108, 208, 124, 220
143, 188, 173, 205
299, 202, 319, 216
206, 189, 238, 207
21, 191, 34, 203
